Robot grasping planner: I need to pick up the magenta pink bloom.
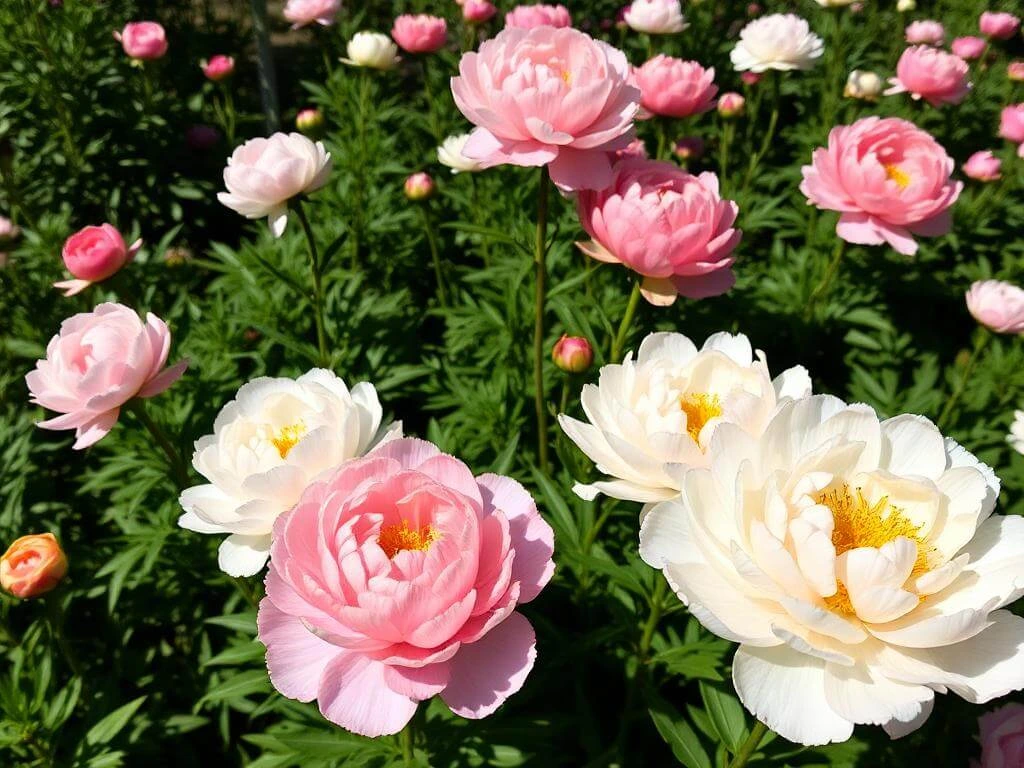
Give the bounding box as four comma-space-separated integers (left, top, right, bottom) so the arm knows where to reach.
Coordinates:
391, 14, 448, 54
256, 438, 555, 737
463, 0, 498, 23
980, 11, 1020, 40
801, 117, 961, 256
952, 36, 987, 60
201, 55, 235, 81
55, 224, 141, 297
504, 4, 572, 29
114, 22, 168, 61
905, 20, 945, 46
283, 0, 340, 29
966, 280, 1024, 334
1000, 105, 1024, 158
576, 158, 740, 305
886, 46, 972, 107
451, 26, 640, 191
26, 303, 188, 449
963, 150, 1002, 182
634, 56, 717, 119
976, 703, 1024, 767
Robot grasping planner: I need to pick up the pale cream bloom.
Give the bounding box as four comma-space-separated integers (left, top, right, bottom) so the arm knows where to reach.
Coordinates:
342, 31, 400, 70
437, 133, 484, 173
731, 14, 824, 73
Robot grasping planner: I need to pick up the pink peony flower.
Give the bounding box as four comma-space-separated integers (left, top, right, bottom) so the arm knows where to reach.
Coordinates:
576, 158, 740, 305
451, 26, 640, 191
905, 19, 945, 45
963, 150, 1002, 182
55, 224, 142, 297
201, 54, 235, 81
980, 11, 1020, 40
966, 280, 1024, 334
1009, 62, 1024, 82
391, 14, 447, 54
634, 56, 717, 119
976, 703, 1024, 768
952, 36, 987, 60
282, 0, 340, 29
999, 105, 1024, 158
886, 46, 972, 107
0, 215, 20, 248
25, 303, 188, 449
463, 0, 497, 23
504, 4, 572, 29
256, 438, 555, 737
114, 21, 168, 61
801, 117, 962, 255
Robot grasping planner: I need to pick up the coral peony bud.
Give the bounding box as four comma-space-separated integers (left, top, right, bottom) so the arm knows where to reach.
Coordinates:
673, 136, 705, 161
552, 335, 594, 373
963, 150, 1002, 182
115, 21, 168, 61
1009, 62, 1024, 82
463, 0, 497, 23
55, 224, 141, 296
980, 11, 1020, 40
952, 36, 987, 61
717, 92, 745, 118
1, 534, 68, 599
295, 107, 325, 137
966, 280, 1024, 334
201, 54, 235, 81
404, 172, 435, 201
844, 69, 883, 100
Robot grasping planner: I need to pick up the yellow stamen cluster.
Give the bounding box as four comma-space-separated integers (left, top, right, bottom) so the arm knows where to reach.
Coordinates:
884, 163, 911, 190
680, 393, 723, 445
271, 421, 306, 459
378, 520, 438, 559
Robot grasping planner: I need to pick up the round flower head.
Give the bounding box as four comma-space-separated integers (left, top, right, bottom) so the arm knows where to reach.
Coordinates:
999, 105, 1024, 154
391, 14, 447, 54
437, 134, 484, 174
952, 36, 987, 61
886, 46, 972, 107
256, 438, 555, 737
623, 0, 688, 35
634, 56, 717, 119
559, 331, 810, 503
115, 21, 167, 61
201, 54, 235, 81
980, 11, 1020, 40
504, 4, 571, 29
966, 280, 1024, 334
962, 151, 1001, 182
731, 14, 824, 73
55, 223, 142, 297
800, 117, 962, 256
641, 395, 1024, 746
404, 172, 435, 201
283, 0, 340, 29
552, 334, 593, 373
463, 0, 498, 24
451, 26, 641, 191
905, 19, 945, 46
844, 70, 883, 101
1008, 62, 1024, 82
1, 534, 68, 599
342, 32, 401, 70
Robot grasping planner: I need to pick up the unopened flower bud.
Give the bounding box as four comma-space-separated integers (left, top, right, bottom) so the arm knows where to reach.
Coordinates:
717, 92, 745, 118
404, 172, 435, 201
673, 136, 704, 161
296, 108, 325, 137
1, 534, 68, 599
740, 71, 761, 86
201, 55, 235, 81
844, 70, 883, 100
552, 334, 594, 373
896, 0, 915, 12
1009, 62, 1024, 83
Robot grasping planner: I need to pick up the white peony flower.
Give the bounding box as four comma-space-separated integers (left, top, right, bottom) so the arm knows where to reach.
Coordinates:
623, 0, 688, 35
896, 0, 916, 10
558, 332, 811, 504
177, 369, 401, 577
341, 31, 401, 70
731, 14, 825, 73
815, 0, 856, 6
437, 133, 484, 174
217, 133, 332, 238
1008, 410, 1024, 454
844, 70, 884, 100
640, 395, 1024, 746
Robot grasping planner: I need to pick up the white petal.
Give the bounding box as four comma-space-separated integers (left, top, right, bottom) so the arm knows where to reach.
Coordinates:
218, 533, 272, 577
823, 661, 934, 727
879, 414, 947, 479
701, 332, 753, 365
773, 365, 813, 400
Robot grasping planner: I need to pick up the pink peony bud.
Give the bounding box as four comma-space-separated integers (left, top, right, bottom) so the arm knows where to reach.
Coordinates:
952, 36, 987, 60
976, 703, 1024, 768
717, 92, 745, 118
1000, 104, 1024, 148
404, 172, 435, 201
295, 107, 325, 136
463, 0, 497, 23
967, 280, 1024, 334
55, 224, 141, 297
885, 46, 972, 107
740, 71, 762, 86
185, 124, 220, 150
1009, 62, 1024, 82
634, 56, 717, 119
504, 4, 572, 29
201, 54, 235, 81
391, 14, 447, 54
115, 21, 168, 61
283, 0, 340, 29
0, 215, 21, 249
963, 150, 1002, 182
552, 334, 594, 373
673, 136, 705, 160
979, 11, 1020, 40
1, 534, 68, 599
905, 19, 945, 46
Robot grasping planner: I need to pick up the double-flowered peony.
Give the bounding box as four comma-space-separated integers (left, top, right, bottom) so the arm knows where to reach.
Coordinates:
463, 0, 497, 23
575, 158, 740, 304
640, 395, 1024, 746
559, 331, 810, 503
283, 0, 340, 29
1, 534, 68, 599
178, 369, 399, 577
55, 223, 141, 297
980, 11, 1020, 40
451, 26, 640, 191
801, 117, 961, 256
999, 105, 1024, 158
391, 14, 447, 54
115, 21, 167, 61
26, 303, 188, 449
730, 14, 824, 73
622, 0, 687, 35
886, 46, 972, 107
952, 36, 987, 61
342, 32, 401, 70
634, 56, 717, 119
905, 20, 945, 46
966, 280, 1024, 334
437, 134, 485, 173
217, 132, 332, 237
504, 3, 571, 29
257, 438, 555, 736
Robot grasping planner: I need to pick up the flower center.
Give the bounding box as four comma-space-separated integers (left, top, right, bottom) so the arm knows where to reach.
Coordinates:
884, 164, 911, 190
378, 520, 438, 559
679, 393, 723, 444
271, 421, 306, 459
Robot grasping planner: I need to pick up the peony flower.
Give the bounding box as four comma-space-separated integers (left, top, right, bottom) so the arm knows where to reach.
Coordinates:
640, 395, 1024, 746
905, 20, 945, 46
26, 303, 188, 449
463, 0, 497, 24
54, 223, 141, 297
283, 0, 340, 29
952, 36, 987, 61
966, 280, 1024, 334
963, 151, 1002, 182
980, 11, 1020, 40
217, 132, 332, 237
844, 70, 883, 100
976, 703, 1024, 767
559, 331, 810, 503
717, 92, 746, 117
1008, 62, 1024, 82
552, 334, 593, 373
801, 117, 962, 256
178, 370, 399, 577
0, 215, 21, 248
886, 46, 972, 107
114, 21, 168, 61
731, 14, 824, 73
999, 105, 1024, 158
342, 32, 401, 70
391, 14, 447, 54
634, 56, 717, 119
201, 54, 235, 81
1, 534, 68, 599
404, 172, 435, 201
256, 438, 555, 737
1008, 412, 1024, 456
576, 159, 740, 305
815, 0, 855, 6
504, 4, 571, 29
437, 133, 484, 173
897, 0, 916, 10
623, 0, 688, 35
451, 26, 640, 191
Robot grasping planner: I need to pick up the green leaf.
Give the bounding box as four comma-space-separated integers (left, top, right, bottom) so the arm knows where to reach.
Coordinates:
198, 670, 271, 706
205, 611, 258, 634
85, 696, 146, 746
699, 682, 748, 753
647, 696, 711, 768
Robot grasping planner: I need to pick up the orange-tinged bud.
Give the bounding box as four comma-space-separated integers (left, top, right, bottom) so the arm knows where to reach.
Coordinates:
1, 533, 68, 599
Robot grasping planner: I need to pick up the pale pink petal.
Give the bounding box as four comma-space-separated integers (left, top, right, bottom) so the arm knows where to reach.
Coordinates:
258, 598, 341, 701
317, 652, 418, 737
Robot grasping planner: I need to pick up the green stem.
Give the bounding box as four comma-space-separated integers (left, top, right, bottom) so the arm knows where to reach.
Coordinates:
352, 72, 371, 270
469, 174, 490, 266
400, 719, 414, 767
222, 86, 237, 148
616, 577, 668, 762
128, 400, 189, 489
293, 199, 330, 367
534, 167, 551, 474
610, 280, 642, 363
937, 330, 990, 429
742, 74, 780, 193
719, 121, 734, 190
45, 594, 82, 678
803, 239, 846, 322
421, 59, 442, 143
730, 720, 769, 768
417, 205, 448, 307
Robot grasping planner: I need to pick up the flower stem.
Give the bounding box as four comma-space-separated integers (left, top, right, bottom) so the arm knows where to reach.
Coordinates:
729, 720, 769, 768
420, 59, 442, 143
400, 719, 414, 767
293, 199, 330, 367
610, 279, 642, 363
534, 167, 551, 474
417, 205, 448, 307
937, 329, 990, 429
742, 74, 780, 193
352, 72, 371, 270
128, 400, 189, 489
803, 238, 846, 321
45, 594, 82, 678
616, 577, 668, 762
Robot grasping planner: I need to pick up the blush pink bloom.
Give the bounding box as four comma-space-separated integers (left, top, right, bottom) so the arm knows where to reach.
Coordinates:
201, 55, 235, 81
391, 14, 448, 54
717, 92, 745, 117
282, 0, 340, 29
55, 224, 141, 297
0, 534, 67, 599
25, 303, 188, 449
463, 0, 498, 23
576, 158, 740, 305
1000, 105, 1024, 158
256, 438, 555, 737
952, 36, 987, 60
885, 46, 972, 107
980, 11, 1020, 40
905, 19, 945, 46
504, 4, 572, 29
634, 56, 717, 119
114, 22, 168, 61
800, 117, 962, 255
963, 150, 1002, 181
451, 26, 640, 191
966, 280, 1024, 334
976, 704, 1024, 768
1009, 62, 1024, 82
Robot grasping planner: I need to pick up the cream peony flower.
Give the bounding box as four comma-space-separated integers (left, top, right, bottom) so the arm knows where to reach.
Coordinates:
558, 332, 811, 503
731, 14, 824, 73
623, 0, 688, 35
1008, 410, 1024, 455
844, 70, 884, 100
341, 31, 400, 70
815, 0, 856, 5
437, 133, 484, 174
177, 370, 401, 577
641, 395, 1024, 746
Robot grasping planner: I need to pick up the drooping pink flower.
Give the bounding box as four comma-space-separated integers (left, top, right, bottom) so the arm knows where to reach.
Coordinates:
885, 46, 972, 107
905, 19, 945, 46
966, 280, 1024, 334
976, 704, 1024, 768
114, 21, 168, 61
952, 36, 987, 60
801, 117, 962, 255
999, 105, 1024, 158
963, 150, 1002, 182
55, 224, 141, 297
25, 303, 188, 449
504, 4, 572, 29
463, 0, 497, 23
201, 55, 235, 81
391, 14, 448, 54
282, 0, 340, 29
256, 438, 555, 737
451, 26, 640, 191
634, 56, 717, 119
980, 11, 1020, 40
576, 158, 741, 305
